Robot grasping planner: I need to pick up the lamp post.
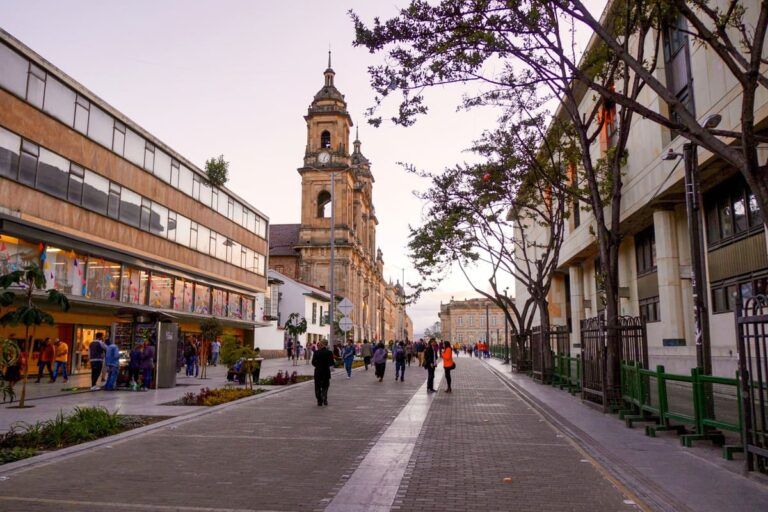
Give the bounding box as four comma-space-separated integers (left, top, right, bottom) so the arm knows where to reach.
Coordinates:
485, 302, 490, 358
503, 287, 510, 364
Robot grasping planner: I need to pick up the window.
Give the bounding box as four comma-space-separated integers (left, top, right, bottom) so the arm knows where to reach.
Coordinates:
18, 140, 39, 186
217, 191, 230, 217
112, 121, 126, 155
140, 198, 151, 231
179, 165, 194, 195
44, 245, 86, 296
317, 191, 331, 217
26, 64, 45, 109
174, 214, 191, 247
82, 170, 109, 214
85, 257, 121, 301
149, 201, 168, 237
228, 292, 242, 319
212, 288, 226, 316
194, 283, 211, 314
320, 130, 331, 149
319, 305, 325, 325
36, 148, 69, 199
457, 316, 463, 326
119, 187, 141, 227
215, 232, 228, 260
312, 302, 318, 324
149, 272, 173, 309
88, 105, 114, 149
243, 297, 254, 322
42, 75, 75, 126
121, 265, 148, 305
173, 278, 194, 313
639, 297, 660, 323
712, 275, 767, 313
74, 95, 89, 134
635, 226, 656, 275
0, 126, 21, 179
0, 43, 28, 97
704, 175, 762, 246
67, 163, 84, 204
170, 159, 180, 187
0, 235, 39, 275
232, 201, 243, 225
107, 183, 121, 219
199, 181, 212, 209
143, 143, 155, 172
663, 15, 694, 128
124, 129, 145, 167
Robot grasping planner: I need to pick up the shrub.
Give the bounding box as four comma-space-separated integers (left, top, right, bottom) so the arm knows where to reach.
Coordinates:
0, 447, 36, 464
259, 371, 313, 385
179, 387, 258, 406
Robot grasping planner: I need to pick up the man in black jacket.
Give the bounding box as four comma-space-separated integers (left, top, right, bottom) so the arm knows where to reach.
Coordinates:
312, 340, 335, 406
423, 338, 437, 393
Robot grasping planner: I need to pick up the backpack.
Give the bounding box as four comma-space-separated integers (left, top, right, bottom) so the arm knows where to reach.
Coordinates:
395, 346, 405, 362
89, 340, 105, 360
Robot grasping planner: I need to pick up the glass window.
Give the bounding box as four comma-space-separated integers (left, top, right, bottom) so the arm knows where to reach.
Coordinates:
706, 204, 719, 244
199, 181, 212, 207
170, 160, 180, 187
112, 121, 125, 156
212, 288, 226, 317
233, 201, 243, 225
107, 183, 121, 219
210, 189, 218, 212
121, 265, 148, 305
124, 129, 145, 167
149, 272, 173, 309
192, 175, 201, 200
166, 212, 177, 241
228, 240, 241, 265
74, 95, 89, 134
26, 65, 45, 108
42, 75, 75, 126
217, 191, 229, 217
0, 44, 29, 97
174, 214, 191, 247
194, 283, 211, 314
143, 143, 155, 172
189, 223, 198, 249
712, 287, 727, 313
0, 234, 39, 275
196, 225, 210, 254
172, 278, 194, 313
258, 217, 267, 239
154, 149, 171, 183
87, 104, 114, 148
18, 140, 39, 186
67, 163, 84, 204
749, 192, 763, 227
85, 257, 121, 301
82, 169, 109, 214
215, 232, 227, 260
36, 148, 69, 199
43, 245, 86, 297
149, 201, 168, 237
139, 198, 151, 230
719, 196, 733, 238
243, 297, 254, 322
0, 126, 21, 180
228, 292, 241, 319
118, 187, 141, 227
733, 191, 747, 233
179, 165, 194, 195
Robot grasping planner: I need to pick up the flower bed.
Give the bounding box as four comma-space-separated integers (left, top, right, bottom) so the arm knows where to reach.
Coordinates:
258, 370, 314, 385
0, 407, 166, 465
166, 387, 263, 406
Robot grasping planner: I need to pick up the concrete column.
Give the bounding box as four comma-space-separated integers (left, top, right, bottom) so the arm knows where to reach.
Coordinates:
568, 264, 584, 350
653, 208, 686, 343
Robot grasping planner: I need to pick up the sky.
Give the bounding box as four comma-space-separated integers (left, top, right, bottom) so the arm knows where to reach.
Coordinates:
0, 0, 602, 336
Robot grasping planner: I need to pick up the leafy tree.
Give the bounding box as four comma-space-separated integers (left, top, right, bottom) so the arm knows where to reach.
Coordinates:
0, 264, 69, 408
219, 335, 259, 389
0, 338, 20, 403
199, 317, 223, 379
284, 313, 307, 346
204, 154, 229, 187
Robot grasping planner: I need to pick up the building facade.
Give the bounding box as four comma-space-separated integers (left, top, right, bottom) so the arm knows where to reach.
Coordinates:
0, 29, 269, 373
439, 298, 510, 346
269, 56, 412, 342
514, 3, 768, 377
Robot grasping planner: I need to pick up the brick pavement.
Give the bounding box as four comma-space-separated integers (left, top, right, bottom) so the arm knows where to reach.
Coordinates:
391, 358, 639, 512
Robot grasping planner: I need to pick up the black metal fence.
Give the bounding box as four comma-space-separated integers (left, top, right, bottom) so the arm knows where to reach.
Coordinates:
531, 325, 568, 384
736, 295, 768, 473
511, 333, 531, 373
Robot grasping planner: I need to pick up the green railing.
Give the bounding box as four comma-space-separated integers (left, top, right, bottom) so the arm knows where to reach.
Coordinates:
619, 361, 744, 460
552, 353, 581, 394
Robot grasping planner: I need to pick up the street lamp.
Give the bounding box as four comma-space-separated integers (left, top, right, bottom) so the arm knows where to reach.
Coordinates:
503, 286, 510, 364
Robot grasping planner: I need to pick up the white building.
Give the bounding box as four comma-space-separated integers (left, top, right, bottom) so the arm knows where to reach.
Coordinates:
253, 269, 330, 351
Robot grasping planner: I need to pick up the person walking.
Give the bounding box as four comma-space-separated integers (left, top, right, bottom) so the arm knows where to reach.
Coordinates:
252, 347, 262, 384
442, 340, 455, 393
342, 339, 355, 378
405, 341, 413, 366
35, 338, 54, 383
103, 339, 120, 391
286, 338, 294, 361
415, 338, 426, 367
50, 339, 69, 383
373, 342, 388, 382
360, 339, 373, 371
140, 342, 155, 390
210, 339, 221, 367
128, 342, 142, 390
88, 333, 107, 389
423, 338, 437, 393
394, 341, 406, 382
183, 341, 195, 377
311, 340, 334, 406
304, 341, 312, 365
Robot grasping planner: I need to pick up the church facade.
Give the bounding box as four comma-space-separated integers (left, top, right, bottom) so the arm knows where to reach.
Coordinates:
269, 56, 412, 342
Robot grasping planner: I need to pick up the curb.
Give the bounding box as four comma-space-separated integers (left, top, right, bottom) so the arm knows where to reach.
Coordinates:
0, 376, 319, 477
480, 359, 690, 512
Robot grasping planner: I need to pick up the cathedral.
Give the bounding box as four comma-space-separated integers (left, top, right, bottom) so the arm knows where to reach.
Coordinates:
269, 55, 413, 342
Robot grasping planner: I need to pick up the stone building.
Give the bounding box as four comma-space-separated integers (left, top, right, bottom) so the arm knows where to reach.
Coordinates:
269, 55, 412, 342
439, 298, 511, 346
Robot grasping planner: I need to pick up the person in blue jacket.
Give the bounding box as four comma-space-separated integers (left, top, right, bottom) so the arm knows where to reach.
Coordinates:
342, 339, 356, 378
103, 339, 121, 391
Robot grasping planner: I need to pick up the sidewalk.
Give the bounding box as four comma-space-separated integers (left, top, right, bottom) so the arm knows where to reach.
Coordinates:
482, 357, 768, 512
0, 357, 317, 433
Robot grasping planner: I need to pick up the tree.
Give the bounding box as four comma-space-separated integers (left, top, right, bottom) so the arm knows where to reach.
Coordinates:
0, 264, 69, 408
204, 154, 229, 187
284, 313, 308, 346
424, 321, 441, 339
352, 0, 652, 390
0, 338, 20, 403
199, 317, 223, 379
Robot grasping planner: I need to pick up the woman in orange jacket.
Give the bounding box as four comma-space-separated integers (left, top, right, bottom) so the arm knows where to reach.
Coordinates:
442, 340, 455, 393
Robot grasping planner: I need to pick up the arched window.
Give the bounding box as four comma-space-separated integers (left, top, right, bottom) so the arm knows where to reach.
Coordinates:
320, 130, 331, 149
317, 191, 331, 218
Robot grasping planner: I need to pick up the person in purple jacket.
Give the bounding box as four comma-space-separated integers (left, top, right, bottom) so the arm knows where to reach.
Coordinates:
372, 342, 388, 382
140, 342, 155, 391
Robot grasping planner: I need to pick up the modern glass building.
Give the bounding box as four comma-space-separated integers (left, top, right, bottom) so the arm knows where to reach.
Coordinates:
0, 29, 269, 374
